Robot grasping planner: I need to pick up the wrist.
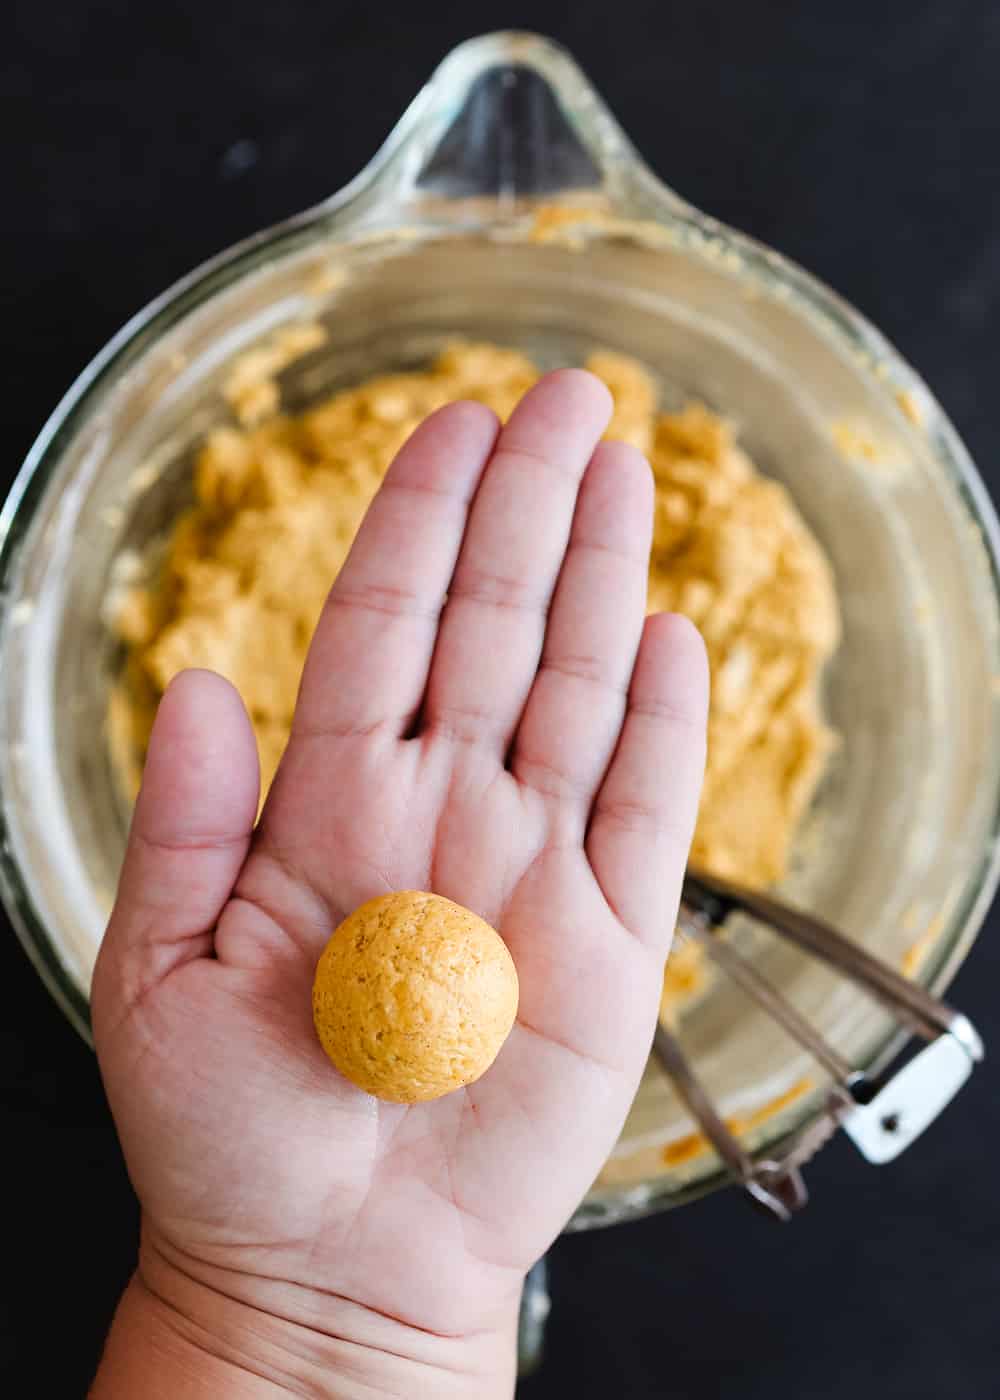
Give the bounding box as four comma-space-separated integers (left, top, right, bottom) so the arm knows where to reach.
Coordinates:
91, 1239, 518, 1399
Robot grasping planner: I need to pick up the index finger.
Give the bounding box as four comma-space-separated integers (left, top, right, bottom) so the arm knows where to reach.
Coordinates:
292, 400, 500, 741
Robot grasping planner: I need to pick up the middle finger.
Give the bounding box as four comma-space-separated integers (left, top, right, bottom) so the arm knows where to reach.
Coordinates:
422, 369, 613, 754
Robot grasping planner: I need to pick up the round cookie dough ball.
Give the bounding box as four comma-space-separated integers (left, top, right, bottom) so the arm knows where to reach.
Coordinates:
312, 891, 519, 1103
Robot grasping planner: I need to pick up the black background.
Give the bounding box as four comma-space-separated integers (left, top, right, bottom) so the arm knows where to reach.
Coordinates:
3, 2, 1000, 1395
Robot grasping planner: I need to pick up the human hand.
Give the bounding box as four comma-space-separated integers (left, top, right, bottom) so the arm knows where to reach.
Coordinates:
91, 370, 708, 1397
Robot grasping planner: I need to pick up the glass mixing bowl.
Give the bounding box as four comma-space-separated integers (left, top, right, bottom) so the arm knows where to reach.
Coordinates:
3, 32, 1000, 1224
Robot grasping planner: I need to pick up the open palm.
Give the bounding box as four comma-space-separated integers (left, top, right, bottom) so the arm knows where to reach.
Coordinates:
92, 371, 707, 1364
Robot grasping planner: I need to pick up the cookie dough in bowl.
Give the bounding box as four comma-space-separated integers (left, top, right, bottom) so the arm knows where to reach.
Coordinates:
110, 342, 840, 1025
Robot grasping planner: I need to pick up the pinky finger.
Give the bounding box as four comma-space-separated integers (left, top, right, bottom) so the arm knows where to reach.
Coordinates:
586, 613, 708, 949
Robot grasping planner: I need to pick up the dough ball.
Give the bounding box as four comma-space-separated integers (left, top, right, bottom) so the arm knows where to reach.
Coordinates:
311, 891, 519, 1103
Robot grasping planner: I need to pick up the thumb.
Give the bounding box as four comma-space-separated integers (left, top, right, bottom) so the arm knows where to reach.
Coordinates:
92, 669, 260, 1040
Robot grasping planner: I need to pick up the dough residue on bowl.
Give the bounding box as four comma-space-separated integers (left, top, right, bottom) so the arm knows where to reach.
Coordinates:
111, 342, 840, 1021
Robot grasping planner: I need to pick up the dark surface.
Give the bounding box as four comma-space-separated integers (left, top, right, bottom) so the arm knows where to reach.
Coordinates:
3, 2, 999, 1394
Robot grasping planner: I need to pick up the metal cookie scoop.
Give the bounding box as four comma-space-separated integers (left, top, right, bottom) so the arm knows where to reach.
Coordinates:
652, 869, 984, 1222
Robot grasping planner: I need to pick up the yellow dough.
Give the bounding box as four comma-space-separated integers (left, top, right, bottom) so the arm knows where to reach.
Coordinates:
311, 891, 519, 1103
113, 342, 840, 1022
